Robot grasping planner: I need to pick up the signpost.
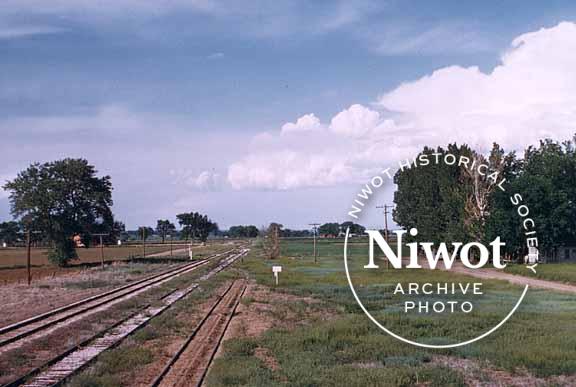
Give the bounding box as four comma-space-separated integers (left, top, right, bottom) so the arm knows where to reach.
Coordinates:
272, 265, 282, 285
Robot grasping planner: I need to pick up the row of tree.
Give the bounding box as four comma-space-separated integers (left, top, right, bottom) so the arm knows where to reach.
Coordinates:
318, 222, 366, 237
227, 225, 259, 238
393, 135, 576, 259
0, 221, 20, 244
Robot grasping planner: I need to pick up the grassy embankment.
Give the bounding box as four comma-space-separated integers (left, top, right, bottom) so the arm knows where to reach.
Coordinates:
208, 238, 576, 386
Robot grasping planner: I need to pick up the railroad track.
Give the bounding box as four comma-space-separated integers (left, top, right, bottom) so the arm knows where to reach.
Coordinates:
3, 249, 249, 387
0, 248, 237, 355
151, 279, 247, 387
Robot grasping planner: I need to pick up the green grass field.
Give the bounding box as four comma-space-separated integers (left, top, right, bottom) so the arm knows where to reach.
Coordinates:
208, 238, 576, 386
505, 262, 576, 285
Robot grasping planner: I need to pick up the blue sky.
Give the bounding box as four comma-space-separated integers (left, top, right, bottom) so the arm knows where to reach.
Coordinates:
1, 1, 576, 230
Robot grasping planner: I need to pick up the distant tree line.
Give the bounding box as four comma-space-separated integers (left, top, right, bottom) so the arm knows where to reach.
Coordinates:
393, 135, 576, 260
227, 225, 259, 238
318, 221, 366, 237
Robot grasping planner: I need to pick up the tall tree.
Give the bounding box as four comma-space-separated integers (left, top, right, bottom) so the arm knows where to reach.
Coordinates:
177, 212, 199, 241
394, 144, 469, 245
156, 219, 176, 243
0, 221, 21, 245
340, 221, 366, 235
261, 223, 282, 259
229, 225, 259, 238
197, 215, 217, 243
3, 159, 114, 266
487, 137, 576, 259
461, 143, 517, 242
112, 221, 127, 243
177, 212, 217, 242
319, 223, 340, 237
138, 226, 154, 241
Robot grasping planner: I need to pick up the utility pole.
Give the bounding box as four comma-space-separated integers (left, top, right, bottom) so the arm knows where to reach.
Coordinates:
309, 223, 320, 263
26, 229, 41, 286
376, 204, 393, 242
142, 228, 147, 259
92, 233, 109, 269
376, 204, 394, 269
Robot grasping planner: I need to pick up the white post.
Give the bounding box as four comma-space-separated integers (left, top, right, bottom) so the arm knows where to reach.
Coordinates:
272, 266, 282, 285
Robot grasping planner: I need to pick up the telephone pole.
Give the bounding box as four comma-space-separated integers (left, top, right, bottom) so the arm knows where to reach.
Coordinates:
309, 223, 320, 263
25, 229, 41, 285
92, 233, 109, 269
376, 204, 394, 269
168, 234, 173, 256
376, 204, 393, 242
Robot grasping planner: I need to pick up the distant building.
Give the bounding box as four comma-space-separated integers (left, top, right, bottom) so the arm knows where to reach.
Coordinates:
73, 235, 85, 248
524, 246, 539, 264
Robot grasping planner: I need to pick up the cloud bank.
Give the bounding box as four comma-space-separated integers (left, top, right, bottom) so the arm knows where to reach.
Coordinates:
228, 22, 576, 191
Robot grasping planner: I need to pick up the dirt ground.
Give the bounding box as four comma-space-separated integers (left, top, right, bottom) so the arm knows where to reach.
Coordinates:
449, 264, 576, 294
0, 261, 183, 327
0, 245, 176, 268
399, 255, 576, 294
215, 281, 332, 373
225, 281, 328, 339
0, 244, 202, 284
123, 282, 238, 387
124, 281, 329, 386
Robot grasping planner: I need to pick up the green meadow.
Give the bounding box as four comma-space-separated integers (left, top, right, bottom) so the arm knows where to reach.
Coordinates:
208, 238, 576, 386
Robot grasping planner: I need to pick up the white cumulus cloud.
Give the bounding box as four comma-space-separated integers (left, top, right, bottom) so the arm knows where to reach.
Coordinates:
227, 21, 576, 191
228, 151, 354, 190
329, 104, 380, 137
280, 113, 323, 135
378, 21, 576, 150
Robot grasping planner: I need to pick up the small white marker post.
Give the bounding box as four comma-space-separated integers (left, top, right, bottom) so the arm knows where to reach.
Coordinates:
272, 265, 282, 285
188, 243, 194, 260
